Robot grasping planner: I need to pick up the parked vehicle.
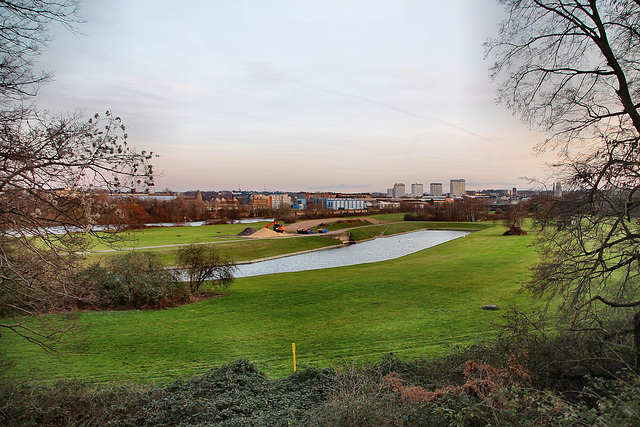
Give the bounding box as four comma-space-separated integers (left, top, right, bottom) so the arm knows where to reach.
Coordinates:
317, 228, 328, 233
297, 228, 313, 234
266, 222, 286, 233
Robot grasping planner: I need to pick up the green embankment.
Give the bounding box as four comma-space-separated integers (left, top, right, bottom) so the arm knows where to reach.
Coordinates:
85, 216, 492, 265
89, 236, 343, 265
349, 221, 493, 242
2, 223, 538, 384
86, 220, 346, 265
88, 221, 273, 251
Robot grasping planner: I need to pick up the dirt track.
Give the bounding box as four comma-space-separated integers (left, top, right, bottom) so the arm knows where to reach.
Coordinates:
283, 216, 380, 231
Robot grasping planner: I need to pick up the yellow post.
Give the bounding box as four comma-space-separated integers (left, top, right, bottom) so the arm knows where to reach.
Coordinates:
292, 342, 297, 372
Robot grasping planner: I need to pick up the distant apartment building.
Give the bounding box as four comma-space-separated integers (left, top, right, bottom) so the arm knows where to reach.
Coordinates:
411, 183, 424, 197
450, 179, 466, 197
251, 194, 270, 209
292, 198, 307, 210
553, 182, 563, 198
270, 193, 292, 209
393, 183, 406, 198
212, 197, 240, 210
430, 182, 443, 196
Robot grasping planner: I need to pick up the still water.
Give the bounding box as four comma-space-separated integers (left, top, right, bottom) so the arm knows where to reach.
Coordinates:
19, 218, 276, 236
235, 229, 468, 278
144, 218, 275, 227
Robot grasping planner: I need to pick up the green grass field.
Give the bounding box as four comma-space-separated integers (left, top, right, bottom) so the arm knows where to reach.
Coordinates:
89, 235, 343, 265
88, 221, 274, 251
1, 221, 539, 384
85, 215, 493, 266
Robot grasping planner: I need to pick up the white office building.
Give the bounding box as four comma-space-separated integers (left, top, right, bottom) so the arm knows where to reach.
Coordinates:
411, 183, 424, 197
393, 183, 406, 198
324, 198, 368, 210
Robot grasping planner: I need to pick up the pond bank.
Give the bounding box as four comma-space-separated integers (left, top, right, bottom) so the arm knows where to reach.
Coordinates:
235, 229, 470, 277
236, 226, 479, 265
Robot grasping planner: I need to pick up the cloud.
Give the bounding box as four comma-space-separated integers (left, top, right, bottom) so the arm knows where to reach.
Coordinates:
242, 0, 406, 23
308, 184, 372, 191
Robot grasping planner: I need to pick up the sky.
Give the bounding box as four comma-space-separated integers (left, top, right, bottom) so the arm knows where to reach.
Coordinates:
35, 0, 552, 193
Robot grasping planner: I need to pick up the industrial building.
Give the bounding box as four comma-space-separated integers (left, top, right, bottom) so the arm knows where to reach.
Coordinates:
323, 198, 368, 211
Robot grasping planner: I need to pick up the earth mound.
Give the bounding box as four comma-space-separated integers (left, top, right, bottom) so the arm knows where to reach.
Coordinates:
503, 227, 528, 236
248, 227, 287, 238
237, 227, 256, 236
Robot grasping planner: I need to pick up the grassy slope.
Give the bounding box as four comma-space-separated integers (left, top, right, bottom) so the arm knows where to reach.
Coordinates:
88, 222, 274, 251
86, 220, 348, 265
2, 224, 538, 383
86, 216, 492, 265
350, 221, 494, 241
89, 236, 343, 265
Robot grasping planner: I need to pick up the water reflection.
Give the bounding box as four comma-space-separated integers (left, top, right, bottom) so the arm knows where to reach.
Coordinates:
236, 229, 468, 278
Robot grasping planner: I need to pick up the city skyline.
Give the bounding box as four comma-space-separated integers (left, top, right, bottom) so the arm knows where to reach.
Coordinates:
34, 0, 553, 192
157, 180, 530, 196
158, 177, 529, 195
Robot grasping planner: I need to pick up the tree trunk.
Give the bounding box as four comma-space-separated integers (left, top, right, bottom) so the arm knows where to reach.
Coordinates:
634, 311, 640, 372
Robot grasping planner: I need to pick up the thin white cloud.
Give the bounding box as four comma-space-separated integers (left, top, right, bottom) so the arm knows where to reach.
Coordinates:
32, 0, 546, 192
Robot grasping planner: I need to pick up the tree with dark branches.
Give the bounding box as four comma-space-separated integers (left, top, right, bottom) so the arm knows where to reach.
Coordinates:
0, 0, 81, 103
487, 0, 640, 369
0, 1, 155, 349
177, 244, 237, 295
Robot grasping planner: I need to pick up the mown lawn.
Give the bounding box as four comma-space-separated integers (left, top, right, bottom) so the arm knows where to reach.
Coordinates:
1, 223, 538, 384
88, 221, 274, 251
88, 235, 343, 265
87, 213, 442, 252
349, 221, 494, 241
87, 214, 404, 252
86, 216, 492, 265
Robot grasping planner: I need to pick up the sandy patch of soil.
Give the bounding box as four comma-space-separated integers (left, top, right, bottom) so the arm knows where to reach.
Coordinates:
247, 227, 289, 238
284, 217, 380, 231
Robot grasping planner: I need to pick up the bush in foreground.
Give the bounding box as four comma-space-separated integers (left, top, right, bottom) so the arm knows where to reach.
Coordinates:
77, 252, 187, 310
2, 334, 640, 426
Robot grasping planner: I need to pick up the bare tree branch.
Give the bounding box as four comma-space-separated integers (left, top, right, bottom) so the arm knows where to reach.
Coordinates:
489, 0, 640, 367
0, 2, 157, 348
0, 1, 81, 103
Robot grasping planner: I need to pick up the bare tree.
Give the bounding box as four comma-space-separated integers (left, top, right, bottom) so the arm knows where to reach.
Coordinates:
0, 1, 155, 348
177, 244, 236, 295
487, 0, 640, 367
0, 109, 154, 347
501, 203, 528, 235
0, 0, 81, 103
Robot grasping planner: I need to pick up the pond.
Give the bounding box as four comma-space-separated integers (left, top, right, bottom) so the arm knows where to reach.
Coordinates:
235, 229, 468, 278
15, 218, 276, 236
144, 218, 275, 227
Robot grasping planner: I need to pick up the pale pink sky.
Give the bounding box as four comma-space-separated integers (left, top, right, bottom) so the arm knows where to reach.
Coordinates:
35, 0, 552, 192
